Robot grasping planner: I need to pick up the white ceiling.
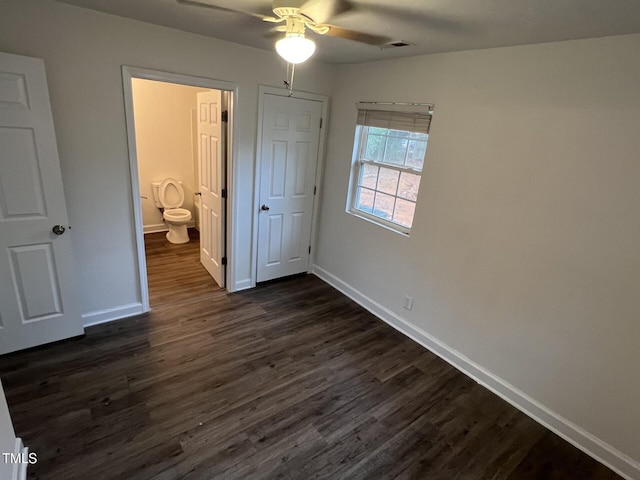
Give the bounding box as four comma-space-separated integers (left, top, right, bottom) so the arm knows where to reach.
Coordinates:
54, 0, 640, 64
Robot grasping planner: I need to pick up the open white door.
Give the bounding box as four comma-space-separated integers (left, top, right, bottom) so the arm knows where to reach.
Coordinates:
0, 52, 83, 355
257, 94, 322, 282
197, 90, 225, 288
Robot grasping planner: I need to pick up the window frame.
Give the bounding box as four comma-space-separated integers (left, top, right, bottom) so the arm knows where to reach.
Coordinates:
347, 123, 427, 236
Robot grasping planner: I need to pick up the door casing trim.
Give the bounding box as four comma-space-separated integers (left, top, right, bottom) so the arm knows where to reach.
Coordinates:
122, 66, 239, 312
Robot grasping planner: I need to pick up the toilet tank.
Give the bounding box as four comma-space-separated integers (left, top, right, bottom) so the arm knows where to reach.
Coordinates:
151, 181, 162, 208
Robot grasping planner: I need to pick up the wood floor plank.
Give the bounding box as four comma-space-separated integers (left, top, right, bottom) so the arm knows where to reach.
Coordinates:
0, 229, 623, 479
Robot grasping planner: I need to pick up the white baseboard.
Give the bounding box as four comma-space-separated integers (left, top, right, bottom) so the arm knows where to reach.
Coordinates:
82, 302, 145, 327
143, 221, 196, 234
143, 223, 168, 234
312, 265, 640, 480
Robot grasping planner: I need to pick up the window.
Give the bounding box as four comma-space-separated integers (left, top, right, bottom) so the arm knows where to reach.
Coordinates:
347, 104, 432, 234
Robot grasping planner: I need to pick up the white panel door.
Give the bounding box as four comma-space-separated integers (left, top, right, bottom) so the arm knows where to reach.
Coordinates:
197, 90, 225, 288
257, 94, 322, 282
0, 52, 82, 355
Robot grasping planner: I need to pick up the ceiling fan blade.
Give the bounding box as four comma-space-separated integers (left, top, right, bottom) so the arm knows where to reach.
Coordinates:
264, 29, 282, 40
298, 0, 354, 24
324, 25, 390, 46
359, 3, 467, 34
176, 0, 276, 21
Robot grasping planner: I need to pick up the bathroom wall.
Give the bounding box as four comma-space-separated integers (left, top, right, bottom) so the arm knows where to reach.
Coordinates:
132, 78, 208, 233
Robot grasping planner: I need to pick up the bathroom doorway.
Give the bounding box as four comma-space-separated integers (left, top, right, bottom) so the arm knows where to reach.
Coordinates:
122, 67, 237, 311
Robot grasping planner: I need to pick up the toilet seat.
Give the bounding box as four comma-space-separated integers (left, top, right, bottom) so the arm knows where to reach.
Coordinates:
163, 208, 191, 223
158, 178, 185, 209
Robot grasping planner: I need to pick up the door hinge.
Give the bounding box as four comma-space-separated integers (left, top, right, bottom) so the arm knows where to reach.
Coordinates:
319, 117, 323, 129
313, 186, 317, 195
221, 110, 228, 122
221, 256, 227, 265
221, 188, 227, 199
308, 245, 311, 254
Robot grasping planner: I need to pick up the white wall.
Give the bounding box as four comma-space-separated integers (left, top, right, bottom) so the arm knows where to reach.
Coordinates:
132, 79, 205, 232
0, 0, 333, 321
315, 34, 640, 476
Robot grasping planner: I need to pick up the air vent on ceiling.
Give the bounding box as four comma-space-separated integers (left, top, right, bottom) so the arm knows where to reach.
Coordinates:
381, 40, 413, 49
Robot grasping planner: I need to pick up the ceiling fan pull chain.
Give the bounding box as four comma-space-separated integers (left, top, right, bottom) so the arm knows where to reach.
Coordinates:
283, 62, 295, 96
289, 63, 296, 96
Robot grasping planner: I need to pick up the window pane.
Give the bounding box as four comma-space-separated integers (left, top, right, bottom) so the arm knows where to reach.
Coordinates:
390, 129, 410, 139
406, 140, 427, 169
398, 172, 421, 201
376, 167, 399, 195
356, 187, 375, 213
393, 198, 416, 228
364, 134, 386, 162
383, 136, 408, 165
373, 192, 395, 220
349, 119, 430, 233
410, 132, 428, 141
359, 163, 378, 189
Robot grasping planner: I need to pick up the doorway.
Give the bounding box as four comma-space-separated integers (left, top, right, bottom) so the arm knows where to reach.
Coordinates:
122, 67, 237, 311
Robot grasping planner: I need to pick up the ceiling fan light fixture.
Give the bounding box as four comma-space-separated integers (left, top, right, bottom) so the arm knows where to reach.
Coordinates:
276, 33, 316, 64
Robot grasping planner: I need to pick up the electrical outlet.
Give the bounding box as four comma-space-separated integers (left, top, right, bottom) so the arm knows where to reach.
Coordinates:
403, 295, 413, 311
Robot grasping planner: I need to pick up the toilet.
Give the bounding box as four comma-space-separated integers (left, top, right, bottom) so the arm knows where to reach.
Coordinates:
151, 178, 192, 244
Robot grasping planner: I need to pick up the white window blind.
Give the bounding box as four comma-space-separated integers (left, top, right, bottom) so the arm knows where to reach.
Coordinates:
356, 109, 432, 134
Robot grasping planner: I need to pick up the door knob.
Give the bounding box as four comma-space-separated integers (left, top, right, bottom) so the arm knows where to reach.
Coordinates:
260, 204, 270, 211
52, 225, 66, 235
195, 192, 202, 196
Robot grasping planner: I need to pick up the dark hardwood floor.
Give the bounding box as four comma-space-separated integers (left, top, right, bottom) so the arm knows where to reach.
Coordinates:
0, 229, 622, 479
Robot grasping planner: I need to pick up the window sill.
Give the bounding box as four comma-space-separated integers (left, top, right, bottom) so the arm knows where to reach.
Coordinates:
345, 210, 411, 237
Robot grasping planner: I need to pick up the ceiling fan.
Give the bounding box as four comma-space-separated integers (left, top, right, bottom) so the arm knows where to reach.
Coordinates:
177, 0, 391, 64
